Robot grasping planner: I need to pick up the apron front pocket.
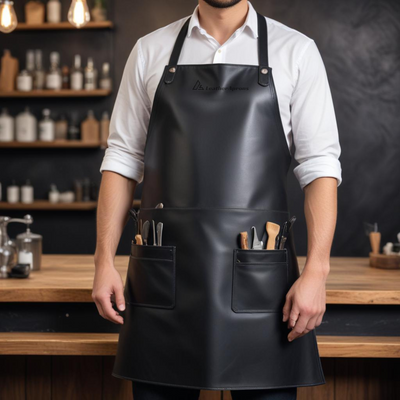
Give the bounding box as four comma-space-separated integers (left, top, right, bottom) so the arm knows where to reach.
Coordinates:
232, 248, 289, 313
124, 242, 176, 309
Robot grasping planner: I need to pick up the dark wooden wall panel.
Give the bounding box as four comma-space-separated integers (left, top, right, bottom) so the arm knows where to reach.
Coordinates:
0, 356, 399, 400
103, 356, 133, 400
0, 0, 399, 257
0, 355, 25, 400
335, 358, 400, 400
52, 356, 102, 400
26, 356, 51, 400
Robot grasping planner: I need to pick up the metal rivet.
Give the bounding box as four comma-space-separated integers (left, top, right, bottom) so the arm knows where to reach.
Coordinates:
261, 68, 268, 74
169, 67, 176, 73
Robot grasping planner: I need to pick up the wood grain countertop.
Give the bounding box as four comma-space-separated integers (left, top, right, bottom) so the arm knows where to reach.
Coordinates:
0, 255, 399, 305
0, 333, 399, 358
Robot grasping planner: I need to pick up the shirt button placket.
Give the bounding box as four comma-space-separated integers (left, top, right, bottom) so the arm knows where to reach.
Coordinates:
214, 47, 223, 63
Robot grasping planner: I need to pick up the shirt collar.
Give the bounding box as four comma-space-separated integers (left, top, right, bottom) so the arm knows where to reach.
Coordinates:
187, 1, 258, 39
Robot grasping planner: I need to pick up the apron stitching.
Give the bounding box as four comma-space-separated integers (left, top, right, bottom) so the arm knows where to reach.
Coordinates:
139, 207, 290, 213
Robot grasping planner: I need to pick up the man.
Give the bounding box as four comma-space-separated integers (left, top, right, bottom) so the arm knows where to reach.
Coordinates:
93, 1, 342, 399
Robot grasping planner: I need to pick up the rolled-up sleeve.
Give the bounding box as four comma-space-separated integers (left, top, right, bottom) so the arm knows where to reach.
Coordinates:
100, 38, 150, 184
291, 40, 343, 191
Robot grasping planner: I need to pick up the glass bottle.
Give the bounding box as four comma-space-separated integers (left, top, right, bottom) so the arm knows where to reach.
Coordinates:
18, 238, 33, 270
17, 70, 33, 92
99, 62, 111, 90
81, 109, 99, 143
70, 55, 83, 90
7, 180, 19, 203
49, 184, 60, 203
21, 179, 34, 204
16, 107, 37, 142
62, 65, 70, 89
84, 57, 97, 90
26, 50, 35, 79
55, 114, 68, 140
47, 0, 61, 23
46, 52, 62, 90
91, 0, 107, 22
16, 223, 43, 271
0, 108, 14, 142
34, 50, 45, 90
68, 112, 80, 140
39, 109, 55, 141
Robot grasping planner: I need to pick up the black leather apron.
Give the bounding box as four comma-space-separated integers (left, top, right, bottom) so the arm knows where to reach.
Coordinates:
112, 11, 325, 390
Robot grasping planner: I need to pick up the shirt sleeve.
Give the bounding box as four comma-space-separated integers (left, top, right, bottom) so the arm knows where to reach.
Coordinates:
99, 38, 150, 184
290, 39, 343, 191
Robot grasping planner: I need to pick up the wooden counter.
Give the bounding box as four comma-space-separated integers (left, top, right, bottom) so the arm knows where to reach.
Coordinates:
0, 255, 399, 400
0, 255, 399, 304
0, 332, 399, 358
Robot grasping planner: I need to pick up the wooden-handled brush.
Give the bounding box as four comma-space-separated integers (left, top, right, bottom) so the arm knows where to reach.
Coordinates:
135, 234, 143, 245
240, 231, 249, 249
266, 222, 280, 250
370, 232, 381, 254
364, 222, 381, 254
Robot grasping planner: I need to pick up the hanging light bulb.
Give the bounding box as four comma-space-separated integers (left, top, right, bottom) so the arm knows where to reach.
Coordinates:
0, 0, 18, 34
68, 0, 90, 29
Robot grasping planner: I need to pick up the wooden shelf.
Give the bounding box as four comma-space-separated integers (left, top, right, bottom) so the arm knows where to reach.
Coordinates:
316, 336, 400, 359
0, 89, 111, 98
0, 140, 102, 149
0, 199, 141, 211
0, 333, 398, 357
0, 201, 97, 211
0, 332, 118, 356
15, 21, 113, 31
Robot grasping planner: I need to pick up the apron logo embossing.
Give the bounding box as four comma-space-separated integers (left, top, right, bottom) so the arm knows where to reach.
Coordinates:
192, 80, 249, 91
193, 80, 205, 90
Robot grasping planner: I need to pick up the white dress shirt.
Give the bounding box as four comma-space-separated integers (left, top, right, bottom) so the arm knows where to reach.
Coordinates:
100, 1, 342, 191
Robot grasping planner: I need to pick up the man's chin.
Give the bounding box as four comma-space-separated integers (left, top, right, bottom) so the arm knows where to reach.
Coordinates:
202, 0, 244, 9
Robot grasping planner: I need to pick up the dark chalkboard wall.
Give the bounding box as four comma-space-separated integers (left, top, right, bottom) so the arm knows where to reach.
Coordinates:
0, 0, 399, 257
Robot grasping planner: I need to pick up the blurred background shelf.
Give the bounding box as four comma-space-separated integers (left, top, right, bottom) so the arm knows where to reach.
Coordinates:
0, 140, 102, 149
15, 21, 113, 31
0, 89, 111, 98
0, 199, 141, 211
0, 201, 98, 211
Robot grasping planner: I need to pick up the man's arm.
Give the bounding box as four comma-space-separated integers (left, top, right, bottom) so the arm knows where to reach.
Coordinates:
92, 38, 149, 324
92, 171, 137, 324
282, 177, 337, 341
281, 37, 342, 341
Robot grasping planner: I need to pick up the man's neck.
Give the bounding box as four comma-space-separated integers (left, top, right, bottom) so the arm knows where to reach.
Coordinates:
197, 0, 249, 46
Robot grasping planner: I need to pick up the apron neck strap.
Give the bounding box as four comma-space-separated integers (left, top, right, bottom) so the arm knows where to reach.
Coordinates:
168, 16, 191, 68
256, 12, 269, 66
165, 11, 270, 87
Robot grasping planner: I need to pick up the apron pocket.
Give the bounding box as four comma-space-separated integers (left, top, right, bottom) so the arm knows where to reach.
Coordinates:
232, 248, 288, 313
124, 242, 176, 309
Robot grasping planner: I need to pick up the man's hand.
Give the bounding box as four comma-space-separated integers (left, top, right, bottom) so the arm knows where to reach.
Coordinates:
92, 262, 126, 325
282, 265, 328, 341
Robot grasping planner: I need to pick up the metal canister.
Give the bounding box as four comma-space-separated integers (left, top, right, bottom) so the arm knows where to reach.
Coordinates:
16, 229, 42, 271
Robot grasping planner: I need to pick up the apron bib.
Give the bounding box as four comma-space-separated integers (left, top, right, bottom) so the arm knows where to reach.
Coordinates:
112, 11, 325, 390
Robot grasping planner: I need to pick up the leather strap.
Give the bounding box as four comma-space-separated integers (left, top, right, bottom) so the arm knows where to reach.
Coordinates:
257, 11, 268, 66
165, 11, 270, 86
257, 11, 270, 87
165, 17, 191, 84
